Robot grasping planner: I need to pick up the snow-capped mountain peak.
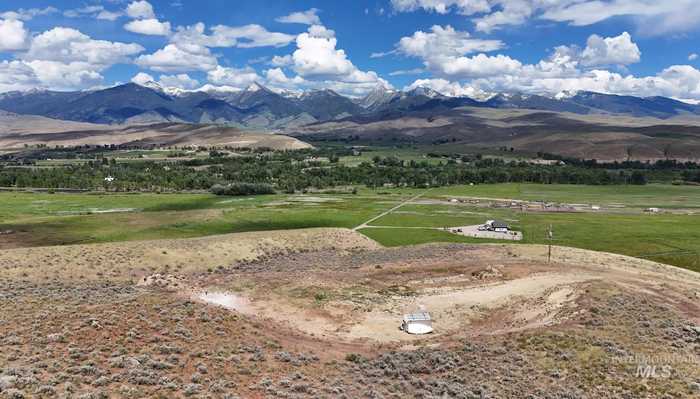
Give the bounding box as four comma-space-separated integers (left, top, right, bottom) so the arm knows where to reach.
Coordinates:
407, 86, 443, 98
277, 89, 304, 99
358, 84, 400, 109
136, 80, 164, 92
554, 90, 579, 100
244, 82, 271, 93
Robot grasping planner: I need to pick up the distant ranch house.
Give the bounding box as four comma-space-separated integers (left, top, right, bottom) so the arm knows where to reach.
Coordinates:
447, 219, 522, 241
480, 220, 510, 233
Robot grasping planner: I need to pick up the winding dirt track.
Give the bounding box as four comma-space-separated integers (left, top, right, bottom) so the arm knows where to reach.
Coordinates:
2, 228, 699, 398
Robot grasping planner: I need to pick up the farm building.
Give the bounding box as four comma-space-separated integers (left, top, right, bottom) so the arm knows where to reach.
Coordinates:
480, 220, 510, 233
401, 312, 433, 335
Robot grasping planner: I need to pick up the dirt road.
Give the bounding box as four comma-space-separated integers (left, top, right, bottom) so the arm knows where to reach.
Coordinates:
353, 190, 431, 231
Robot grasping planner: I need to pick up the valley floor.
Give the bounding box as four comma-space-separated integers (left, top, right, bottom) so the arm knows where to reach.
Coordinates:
1, 183, 699, 272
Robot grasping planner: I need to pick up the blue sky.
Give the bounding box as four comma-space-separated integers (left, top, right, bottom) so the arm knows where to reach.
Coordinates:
1, 0, 699, 100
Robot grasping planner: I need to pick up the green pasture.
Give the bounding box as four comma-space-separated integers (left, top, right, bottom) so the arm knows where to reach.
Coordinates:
338, 147, 445, 166
427, 183, 700, 209
360, 202, 700, 272
1, 183, 698, 272
0, 191, 399, 247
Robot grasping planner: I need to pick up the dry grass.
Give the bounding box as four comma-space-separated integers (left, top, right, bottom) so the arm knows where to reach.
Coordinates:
0, 228, 379, 283
1, 230, 698, 398
0, 119, 311, 150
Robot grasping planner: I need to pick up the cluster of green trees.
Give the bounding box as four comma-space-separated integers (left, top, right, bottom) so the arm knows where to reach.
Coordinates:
0, 149, 665, 192
535, 152, 700, 170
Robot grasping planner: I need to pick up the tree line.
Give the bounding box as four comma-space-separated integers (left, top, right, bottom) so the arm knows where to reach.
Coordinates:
0, 150, 672, 192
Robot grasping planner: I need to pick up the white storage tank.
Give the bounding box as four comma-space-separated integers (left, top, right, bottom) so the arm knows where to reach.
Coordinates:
401, 312, 433, 335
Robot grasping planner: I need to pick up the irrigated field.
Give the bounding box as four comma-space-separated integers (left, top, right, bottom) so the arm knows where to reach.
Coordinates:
430, 183, 700, 209
1, 183, 699, 272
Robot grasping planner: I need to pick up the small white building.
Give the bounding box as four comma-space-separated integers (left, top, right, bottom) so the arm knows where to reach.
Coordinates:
480, 220, 509, 233
401, 312, 433, 335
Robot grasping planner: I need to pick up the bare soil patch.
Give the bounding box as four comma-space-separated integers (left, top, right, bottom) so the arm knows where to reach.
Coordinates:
1, 231, 699, 398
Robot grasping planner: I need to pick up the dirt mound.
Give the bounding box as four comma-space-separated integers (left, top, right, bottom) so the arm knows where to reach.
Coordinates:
181, 243, 700, 346
471, 264, 504, 279
1, 239, 699, 398
0, 228, 379, 282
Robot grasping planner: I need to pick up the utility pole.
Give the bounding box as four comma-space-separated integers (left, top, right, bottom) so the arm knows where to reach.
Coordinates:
547, 224, 553, 264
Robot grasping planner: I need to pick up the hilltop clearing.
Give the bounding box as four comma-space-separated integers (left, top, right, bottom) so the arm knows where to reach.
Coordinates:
1, 229, 698, 398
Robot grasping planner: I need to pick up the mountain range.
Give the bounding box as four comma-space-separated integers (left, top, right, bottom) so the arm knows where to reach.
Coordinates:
1, 82, 700, 129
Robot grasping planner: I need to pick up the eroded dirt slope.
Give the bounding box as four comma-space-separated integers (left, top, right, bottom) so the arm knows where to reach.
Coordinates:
1, 229, 699, 398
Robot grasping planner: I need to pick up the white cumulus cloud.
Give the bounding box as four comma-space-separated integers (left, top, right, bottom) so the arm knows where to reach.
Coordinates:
126, 0, 155, 19
0, 6, 57, 21
0, 60, 40, 92
24, 27, 144, 66
291, 25, 379, 83
137, 21, 295, 75
259, 25, 390, 97
275, 8, 321, 25
158, 73, 200, 89
1, 27, 145, 91
135, 43, 218, 72
391, 0, 490, 15
24, 60, 104, 91
398, 28, 642, 81
265, 67, 306, 86
270, 54, 293, 67
580, 32, 641, 66
125, 18, 171, 36
397, 25, 504, 59
171, 23, 295, 49
0, 18, 29, 51
391, 0, 700, 35
207, 65, 262, 88
131, 72, 155, 85
210, 24, 295, 48
64, 6, 123, 21
444, 53, 522, 78
395, 25, 516, 79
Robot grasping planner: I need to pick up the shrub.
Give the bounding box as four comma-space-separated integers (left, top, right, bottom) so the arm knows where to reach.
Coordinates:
345, 353, 363, 363
210, 183, 275, 196
629, 171, 647, 185
314, 291, 328, 302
